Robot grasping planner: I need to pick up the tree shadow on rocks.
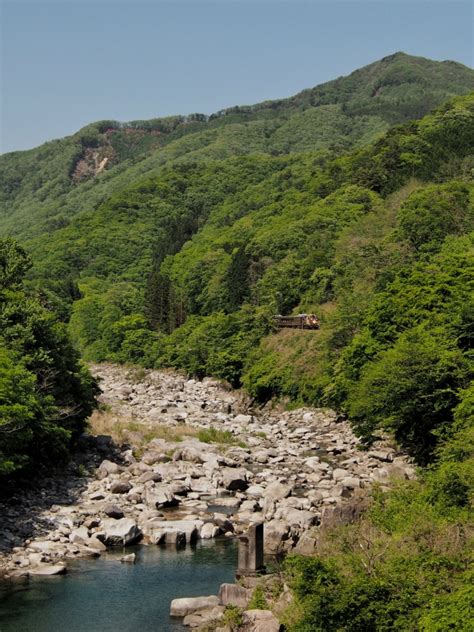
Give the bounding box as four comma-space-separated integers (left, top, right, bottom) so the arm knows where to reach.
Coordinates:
0, 433, 122, 555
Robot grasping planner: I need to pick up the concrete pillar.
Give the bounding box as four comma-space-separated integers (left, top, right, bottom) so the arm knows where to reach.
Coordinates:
236, 522, 266, 578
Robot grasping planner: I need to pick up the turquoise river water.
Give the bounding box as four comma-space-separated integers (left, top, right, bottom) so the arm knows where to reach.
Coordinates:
0, 539, 237, 632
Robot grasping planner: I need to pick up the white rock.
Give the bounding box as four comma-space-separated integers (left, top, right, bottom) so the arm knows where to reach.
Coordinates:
29, 563, 67, 576
170, 596, 220, 617
97, 518, 142, 546
200, 523, 220, 539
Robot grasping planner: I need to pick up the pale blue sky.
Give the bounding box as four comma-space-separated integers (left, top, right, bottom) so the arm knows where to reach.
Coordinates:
1, 0, 473, 153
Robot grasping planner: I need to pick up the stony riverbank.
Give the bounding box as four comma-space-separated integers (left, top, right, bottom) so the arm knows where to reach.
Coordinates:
0, 364, 415, 580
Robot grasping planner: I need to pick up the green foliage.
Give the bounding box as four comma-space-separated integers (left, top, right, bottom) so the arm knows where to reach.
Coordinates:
282, 421, 473, 631
0, 345, 43, 474
248, 585, 269, 610
397, 182, 473, 252
0, 238, 32, 290
222, 604, 244, 629
0, 238, 98, 478
418, 574, 474, 632
196, 426, 245, 447
346, 326, 470, 463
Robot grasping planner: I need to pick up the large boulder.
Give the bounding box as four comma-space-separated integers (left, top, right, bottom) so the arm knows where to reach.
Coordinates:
29, 563, 67, 576
146, 485, 180, 509
97, 459, 121, 479
170, 595, 220, 617
137, 470, 163, 484
278, 508, 318, 530
264, 520, 291, 555
110, 481, 132, 494
144, 519, 202, 545
263, 482, 292, 501
242, 609, 281, 632
97, 518, 142, 546
183, 606, 225, 628
141, 451, 169, 466
220, 467, 251, 492
69, 526, 89, 544
200, 523, 221, 539
103, 504, 124, 519
218, 583, 251, 608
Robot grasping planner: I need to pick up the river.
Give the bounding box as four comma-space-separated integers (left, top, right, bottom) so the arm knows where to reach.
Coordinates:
0, 539, 237, 632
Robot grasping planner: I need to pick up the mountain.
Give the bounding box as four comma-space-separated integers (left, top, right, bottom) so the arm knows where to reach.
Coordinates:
1, 52, 473, 240
0, 54, 472, 443
1, 53, 473, 630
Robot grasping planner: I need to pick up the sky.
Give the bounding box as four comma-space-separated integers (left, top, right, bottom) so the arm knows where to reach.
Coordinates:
1, 0, 473, 153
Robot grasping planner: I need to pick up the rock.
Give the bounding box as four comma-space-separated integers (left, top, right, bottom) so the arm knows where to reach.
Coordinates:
137, 470, 163, 484
221, 467, 250, 492
103, 505, 124, 519
213, 496, 241, 509
240, 500, 259, 512
304, 457, 323, 471
264, 520, 290, 555
321, 496, 369, 528
120, 553, 136, 563
183, 606, 225, 628
141, 451, 169, 466
90, 491, 105, 501
200, 523, 221, 539
242, 609, 281, 632
97, 459, 121, 478
29, 563, 67, 576
246, 485, 265, 497
368, 449, 394, 462
144, 519, 202, 545
332, 468, 349, 481
340, 477, 361, 489
263, 482, 292, 501
218, 583, 251, 608
29, 540, 65, 554
110, 481, 132, 494
164, 531, 186, 547
69, 527, 89, 544
170, 595, 220, 617
282, 509, 318, 530
97, 518, 142, 546
292, 531, 317, 555
170, 482, 189, 496
147, 486, 180, 509
87, 536, 107, 552
234, 414, 252, 424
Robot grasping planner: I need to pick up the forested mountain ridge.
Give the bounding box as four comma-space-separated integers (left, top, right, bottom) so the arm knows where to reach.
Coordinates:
0, 55, 472, 464
1, 52, 473, 241
12, 90, 474, 466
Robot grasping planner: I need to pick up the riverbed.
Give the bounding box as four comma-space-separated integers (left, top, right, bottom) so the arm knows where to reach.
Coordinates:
0, 539, 237, 632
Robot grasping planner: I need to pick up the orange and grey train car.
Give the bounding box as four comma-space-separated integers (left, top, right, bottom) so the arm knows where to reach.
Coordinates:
274, 313, 320, 330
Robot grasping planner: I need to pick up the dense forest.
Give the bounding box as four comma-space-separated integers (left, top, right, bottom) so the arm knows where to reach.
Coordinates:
0, 239, 97, 477
0, 52, 473, 629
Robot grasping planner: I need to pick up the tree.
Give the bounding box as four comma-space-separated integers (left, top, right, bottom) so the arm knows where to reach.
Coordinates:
0, 238, 31, 291
347, 326, 470, 463
0, 238, 98, 478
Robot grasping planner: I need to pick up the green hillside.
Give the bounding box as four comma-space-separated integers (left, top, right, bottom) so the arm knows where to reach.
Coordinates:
1, 52, 473, 240
14, 90, 473, 464
1, 53, 473, 465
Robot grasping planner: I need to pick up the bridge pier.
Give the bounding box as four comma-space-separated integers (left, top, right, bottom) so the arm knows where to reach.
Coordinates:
236, 522, 266, 578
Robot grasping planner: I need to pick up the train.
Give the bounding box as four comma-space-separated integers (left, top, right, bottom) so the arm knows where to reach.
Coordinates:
274, 313, 320, 330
